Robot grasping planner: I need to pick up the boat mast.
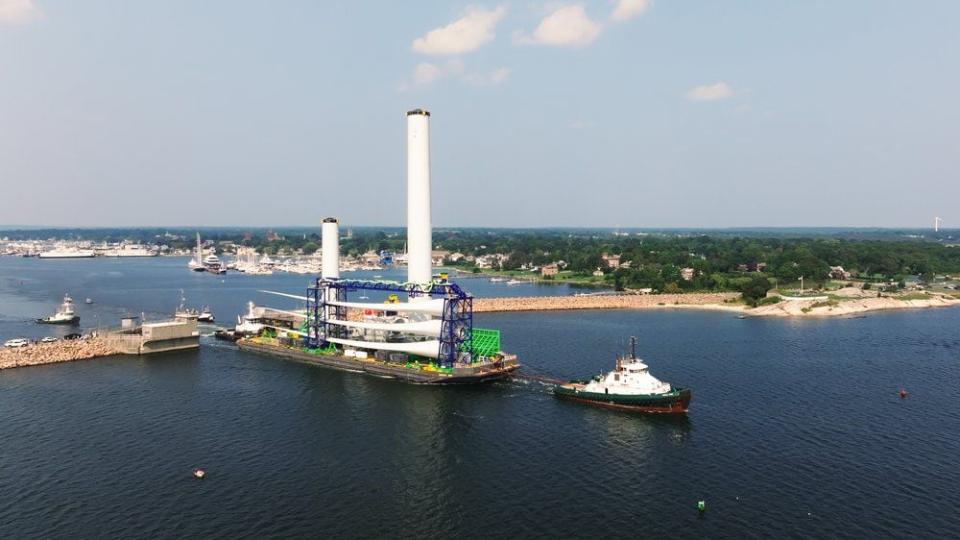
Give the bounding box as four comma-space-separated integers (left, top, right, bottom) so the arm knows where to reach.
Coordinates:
629, 336, 637, 360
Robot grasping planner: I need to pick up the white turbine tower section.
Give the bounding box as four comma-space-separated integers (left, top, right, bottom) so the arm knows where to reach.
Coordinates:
407, 109, 432, 286
326, 337, 441, 359
934, 216, 942, 232
321, 217, 340, 279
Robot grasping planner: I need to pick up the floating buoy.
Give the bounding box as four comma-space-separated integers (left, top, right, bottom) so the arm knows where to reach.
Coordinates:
697, 500, 706, 512
193, 468, 205, 479
899, 389, 908, 399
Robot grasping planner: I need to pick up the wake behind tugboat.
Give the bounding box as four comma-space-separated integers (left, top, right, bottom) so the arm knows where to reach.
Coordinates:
553, 337, 691, 413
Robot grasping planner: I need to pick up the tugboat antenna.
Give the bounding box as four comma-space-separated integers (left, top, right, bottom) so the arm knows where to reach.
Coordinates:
629, 336, 637, 360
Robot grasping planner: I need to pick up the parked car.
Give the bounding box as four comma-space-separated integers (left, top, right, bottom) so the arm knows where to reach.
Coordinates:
63, 333, 82, 340
40, 336, 59, 343
4, 338, 30, 348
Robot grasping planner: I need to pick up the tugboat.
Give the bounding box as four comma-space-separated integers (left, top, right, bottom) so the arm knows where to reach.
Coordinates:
214, 302, 262, 342
554, 337, 691, 413
36, 294, 80, 325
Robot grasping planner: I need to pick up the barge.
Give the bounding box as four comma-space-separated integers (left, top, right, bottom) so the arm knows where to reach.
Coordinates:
238, 337, 519, 384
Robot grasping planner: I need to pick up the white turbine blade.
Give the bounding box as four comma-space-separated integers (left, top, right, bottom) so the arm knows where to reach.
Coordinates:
259, 290, 308, 302
325, 318, 442, 337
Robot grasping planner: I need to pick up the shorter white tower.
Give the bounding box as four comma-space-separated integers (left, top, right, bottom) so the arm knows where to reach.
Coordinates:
934, 216, 942, 232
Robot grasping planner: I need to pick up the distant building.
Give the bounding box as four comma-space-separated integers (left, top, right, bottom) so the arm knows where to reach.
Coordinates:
681, 267, 696, 281
266, 230, 284, 242
541, 263, 559, 277
431, 250, 451, 266
592, 267, 605, 277
361, 251, 381, 266
829, 266, 851, 280
601, 253, 621, 268
739, 262, 768, 272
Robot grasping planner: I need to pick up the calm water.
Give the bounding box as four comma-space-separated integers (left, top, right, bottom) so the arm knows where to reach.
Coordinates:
1, 257, 959, 538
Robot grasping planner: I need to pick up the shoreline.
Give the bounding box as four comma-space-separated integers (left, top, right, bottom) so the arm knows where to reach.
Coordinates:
473, 292, 960, 318
0, 338, 120, 370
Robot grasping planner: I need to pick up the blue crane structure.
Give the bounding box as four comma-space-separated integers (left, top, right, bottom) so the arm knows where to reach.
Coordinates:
306, 277, 474, 368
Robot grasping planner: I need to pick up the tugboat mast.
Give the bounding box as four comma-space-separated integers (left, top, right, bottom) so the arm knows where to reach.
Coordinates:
629, 336, 637, 360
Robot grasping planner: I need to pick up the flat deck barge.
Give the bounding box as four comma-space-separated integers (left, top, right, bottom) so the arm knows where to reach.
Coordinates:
237, 338, 520, 384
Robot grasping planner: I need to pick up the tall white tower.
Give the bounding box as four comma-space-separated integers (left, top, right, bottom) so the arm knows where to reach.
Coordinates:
406, 109, 433, 285
321, 217, 340, 279
934, 216, 942, 232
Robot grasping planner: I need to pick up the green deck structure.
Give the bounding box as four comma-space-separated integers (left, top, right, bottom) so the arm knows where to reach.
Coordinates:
469, 328, 501, 358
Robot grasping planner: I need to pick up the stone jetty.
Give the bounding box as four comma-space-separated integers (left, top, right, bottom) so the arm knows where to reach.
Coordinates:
0, 338, 120, 370
473, 293, 740, 313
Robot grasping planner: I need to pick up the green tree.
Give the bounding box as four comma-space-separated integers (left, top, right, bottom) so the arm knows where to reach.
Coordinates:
741, 275, 773, 306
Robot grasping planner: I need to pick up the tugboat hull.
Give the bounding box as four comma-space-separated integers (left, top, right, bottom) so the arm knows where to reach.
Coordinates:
554, 385, 691, 414
36, 317, 80, 325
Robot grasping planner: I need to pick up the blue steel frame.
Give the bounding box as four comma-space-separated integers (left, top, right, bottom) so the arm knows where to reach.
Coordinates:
306, 278, 474, 368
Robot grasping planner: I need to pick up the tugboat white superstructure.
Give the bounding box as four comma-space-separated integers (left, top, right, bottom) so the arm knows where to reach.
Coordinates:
36, 294, 80, 325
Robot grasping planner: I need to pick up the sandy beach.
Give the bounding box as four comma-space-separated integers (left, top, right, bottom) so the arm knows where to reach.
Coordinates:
473, 290, 960, 318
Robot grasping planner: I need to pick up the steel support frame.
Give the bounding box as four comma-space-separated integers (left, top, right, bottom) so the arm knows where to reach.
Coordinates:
306, 278, 474, 368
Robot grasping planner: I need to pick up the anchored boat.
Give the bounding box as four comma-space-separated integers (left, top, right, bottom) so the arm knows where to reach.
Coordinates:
36, 294, 80, 325
554, 337, 691, 413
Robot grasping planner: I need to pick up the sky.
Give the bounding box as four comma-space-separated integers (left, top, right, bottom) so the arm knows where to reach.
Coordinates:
0, 0, 958, 229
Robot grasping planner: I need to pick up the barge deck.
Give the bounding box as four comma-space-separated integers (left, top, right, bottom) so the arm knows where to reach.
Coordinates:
237, 338, 520, 384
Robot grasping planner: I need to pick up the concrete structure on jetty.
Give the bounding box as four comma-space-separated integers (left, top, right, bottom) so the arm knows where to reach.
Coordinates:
1, 318, 199, 370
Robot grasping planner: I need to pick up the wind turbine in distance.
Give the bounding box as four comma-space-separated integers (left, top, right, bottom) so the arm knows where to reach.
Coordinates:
934, 216, 943, 232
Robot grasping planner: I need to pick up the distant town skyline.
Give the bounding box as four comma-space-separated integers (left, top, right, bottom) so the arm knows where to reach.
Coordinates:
1, 1, 957, 228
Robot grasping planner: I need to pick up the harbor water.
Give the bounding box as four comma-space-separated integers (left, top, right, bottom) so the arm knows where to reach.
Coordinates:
1, 257, 959, 538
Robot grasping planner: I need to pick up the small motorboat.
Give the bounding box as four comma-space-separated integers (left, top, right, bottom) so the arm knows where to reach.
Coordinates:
197, 306, 215, 323
193, 468, 205, 479
85, 298, 94, 304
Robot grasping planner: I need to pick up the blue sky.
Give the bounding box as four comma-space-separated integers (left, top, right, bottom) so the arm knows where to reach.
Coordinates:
1, 1, 957, 228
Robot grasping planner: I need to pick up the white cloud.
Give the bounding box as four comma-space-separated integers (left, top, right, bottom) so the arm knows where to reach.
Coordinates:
611, 0, 650, 22
412, 62, 444, 87
401, 60, 508, 90
463, 67, 511, 86
519, 5, 602, 48
685, 82, 735, 102
0, 0, 41, 24
412, 6, 507, 56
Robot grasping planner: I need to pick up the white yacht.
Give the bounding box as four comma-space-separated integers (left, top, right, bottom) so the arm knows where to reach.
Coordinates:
203, 253, 226, 274
39, 248, 95, 259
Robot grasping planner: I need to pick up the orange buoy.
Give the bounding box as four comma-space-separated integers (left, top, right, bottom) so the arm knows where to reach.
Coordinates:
899, 389, 908, 399
193, 468, 205, 479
